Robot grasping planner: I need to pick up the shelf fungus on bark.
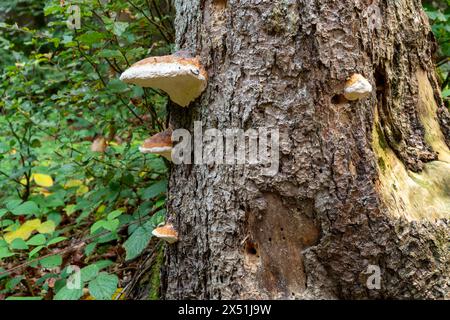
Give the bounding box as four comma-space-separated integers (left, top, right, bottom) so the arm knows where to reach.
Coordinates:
139, 128, 173, 161
343, 73, 373, 101
119, 54, 207, 107
152, 223, 178, 244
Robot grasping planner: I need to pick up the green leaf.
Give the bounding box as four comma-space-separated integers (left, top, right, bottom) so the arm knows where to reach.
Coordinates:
84, 242, 97, 256
442, 88, 450, 98
47, 236, 67, 246
10, 238, 29, 250
0, 208, 7, 218
96, 49, 122, 59
91, 220, 106, 234
88, 272, 118, 300
94, 260, 113, 270
40, 254, 63, 268
44, 4, 62, 16
113, 22, 129, 36
81, 264, 99, 282
141, 180, 167, 200
0, 220, 14, 228
132, 86, 144, 98
77, 31, 105, 45
103, 219, 120, 232
107, 79, 128, 92
6, 276, 23, 290
0, 247, 15, 259
11, 201, 39, 216
54, 285, 83, 300
6, 200, 22, 212
27, 234, 47, 246
107, 209, 123, 220
6, 296, 43, 300
29, 245, 45, 258
123, 224, 153, 261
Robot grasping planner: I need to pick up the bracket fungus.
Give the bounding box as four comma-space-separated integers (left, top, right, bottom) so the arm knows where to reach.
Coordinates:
152, 223, 178, 244
139, 128, 173, 161
343, 73, 373, 101
120, 54, 207, 107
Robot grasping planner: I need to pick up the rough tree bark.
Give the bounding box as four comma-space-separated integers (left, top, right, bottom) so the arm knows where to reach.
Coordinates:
160, 0, 450, 299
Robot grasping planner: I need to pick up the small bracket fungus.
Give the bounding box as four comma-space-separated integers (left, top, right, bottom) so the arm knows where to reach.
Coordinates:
344, 73, 373, 101
152, 223, 178, 244
139, 128, 172, 161
120, 54, 207, 107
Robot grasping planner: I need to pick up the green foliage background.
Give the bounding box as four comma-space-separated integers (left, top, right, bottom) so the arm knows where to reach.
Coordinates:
0, 0, 173, 300
424, 0, 450, 101
0, 0, 448, 300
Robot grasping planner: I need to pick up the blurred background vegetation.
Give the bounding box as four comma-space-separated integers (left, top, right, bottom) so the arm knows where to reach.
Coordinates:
0, 0, 173, 300
0, 0, 448, 300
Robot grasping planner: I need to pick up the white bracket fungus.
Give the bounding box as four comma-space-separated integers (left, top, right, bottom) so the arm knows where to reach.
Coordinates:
139, 128, 173, 161
120, 54, 207, 107
344, 73, 373, 101
152, 223, 178, 244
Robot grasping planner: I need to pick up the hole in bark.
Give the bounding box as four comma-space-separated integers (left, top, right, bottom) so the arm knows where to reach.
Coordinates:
269, 237, 272, 242
212, 0, 227, 10
331, 94, 347, 104
245, 240, 258, 256
374, 67, 386, 92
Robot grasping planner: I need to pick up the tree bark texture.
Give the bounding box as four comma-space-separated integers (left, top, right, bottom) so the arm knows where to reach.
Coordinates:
161, 0, 450, 299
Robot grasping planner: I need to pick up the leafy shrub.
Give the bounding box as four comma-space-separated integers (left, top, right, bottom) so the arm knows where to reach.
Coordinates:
0, 0, 173, 300
424, 0, 450, 102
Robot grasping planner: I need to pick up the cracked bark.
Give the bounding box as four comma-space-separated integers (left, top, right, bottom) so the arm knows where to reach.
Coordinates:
160, 0, 450, 299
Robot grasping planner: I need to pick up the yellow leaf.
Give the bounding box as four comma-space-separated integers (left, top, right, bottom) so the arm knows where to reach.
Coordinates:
64, 179, 83, 189
96, 204, 106, 214
33, 173, 54, 188
83, 288, 124, 300
4, 219, 42, 243
64, 204, 77, 216
23, 219, 42, 230
36, 188, 52, 197
37, 220, 56, 234
76, 185, 89, 196
112, 288, 125, 300
42, 190, 52, 197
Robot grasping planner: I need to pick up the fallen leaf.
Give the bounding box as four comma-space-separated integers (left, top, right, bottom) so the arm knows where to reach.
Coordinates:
91, 136, 107, 153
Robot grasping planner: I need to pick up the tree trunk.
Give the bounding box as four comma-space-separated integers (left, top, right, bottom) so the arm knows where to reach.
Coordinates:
161, 0, 450, 299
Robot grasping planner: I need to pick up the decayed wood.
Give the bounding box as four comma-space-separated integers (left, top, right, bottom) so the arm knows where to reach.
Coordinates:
160, 0, 450, 299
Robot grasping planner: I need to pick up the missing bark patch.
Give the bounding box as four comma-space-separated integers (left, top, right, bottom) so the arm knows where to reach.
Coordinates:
372, 70, 450, 221
245, 193, 320, 298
